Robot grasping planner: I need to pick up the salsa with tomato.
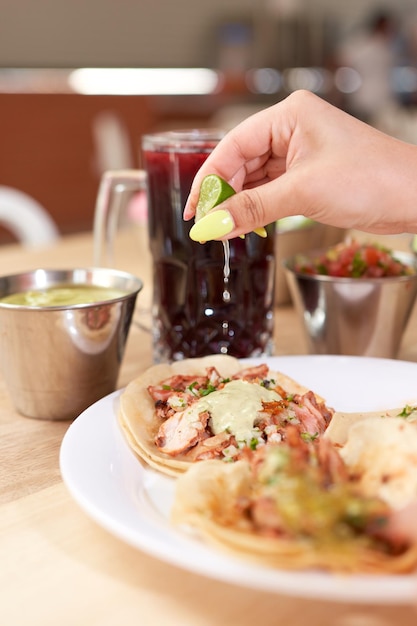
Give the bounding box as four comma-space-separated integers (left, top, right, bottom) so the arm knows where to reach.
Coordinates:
293, 241, 415, 278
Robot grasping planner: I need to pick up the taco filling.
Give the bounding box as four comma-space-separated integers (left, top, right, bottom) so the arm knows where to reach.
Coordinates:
172, 427, 417, 573
146, 362, 332, 462
118, 355, 335, 476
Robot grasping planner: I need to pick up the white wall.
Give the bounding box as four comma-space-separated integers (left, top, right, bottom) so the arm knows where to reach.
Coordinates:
0, 0, 416, 68
0, 0, 257, 67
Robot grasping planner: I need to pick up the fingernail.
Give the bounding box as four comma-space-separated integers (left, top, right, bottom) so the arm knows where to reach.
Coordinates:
189, 210, 234, 242
254, 227, 267, 238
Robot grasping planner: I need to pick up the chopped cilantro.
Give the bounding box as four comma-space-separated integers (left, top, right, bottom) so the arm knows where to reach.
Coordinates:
300, 432, 319, 442
162, 384, 172, 390
316, 262, 328, 275
351, 252, 367, 277
187, 381, 199, 395
261, 378, 277, 389
250, 437, 258, 450
200, 383, 217, 396
397, 404, 417, 417
285, 413, 297, 422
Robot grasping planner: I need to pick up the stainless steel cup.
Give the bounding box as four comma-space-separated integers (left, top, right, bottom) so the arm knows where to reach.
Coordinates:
275, 218, 347, 305
284, 250, 417, 358
0, 268, 142, 420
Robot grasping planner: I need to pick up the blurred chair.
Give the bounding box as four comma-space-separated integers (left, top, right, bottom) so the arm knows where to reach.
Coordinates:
0, 185, 59, 247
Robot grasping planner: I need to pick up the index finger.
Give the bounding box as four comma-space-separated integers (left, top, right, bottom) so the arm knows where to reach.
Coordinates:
184, 104, 287, 219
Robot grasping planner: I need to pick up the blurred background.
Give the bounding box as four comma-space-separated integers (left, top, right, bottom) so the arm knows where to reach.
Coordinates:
1, 0, 417, 244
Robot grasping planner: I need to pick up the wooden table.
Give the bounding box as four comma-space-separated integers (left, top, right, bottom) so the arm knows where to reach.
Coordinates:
2, 226, 417, 626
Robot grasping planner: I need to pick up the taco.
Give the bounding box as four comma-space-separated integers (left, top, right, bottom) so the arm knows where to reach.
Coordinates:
118, 354, 334, 477
325, 404, 417, 446
172, 425, 417, 573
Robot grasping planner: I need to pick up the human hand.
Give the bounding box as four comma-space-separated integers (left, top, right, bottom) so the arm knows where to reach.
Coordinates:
185, 90, 417, 242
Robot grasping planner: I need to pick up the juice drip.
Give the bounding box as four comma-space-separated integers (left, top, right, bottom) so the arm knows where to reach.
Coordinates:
222, 240, 231, 303
221, 240, 231, 354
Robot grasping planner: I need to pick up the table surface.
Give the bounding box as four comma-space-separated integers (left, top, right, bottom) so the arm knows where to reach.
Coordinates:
2, 225, 417, 626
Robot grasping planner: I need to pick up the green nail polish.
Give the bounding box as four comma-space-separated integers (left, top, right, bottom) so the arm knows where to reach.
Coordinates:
254, 227, 267, 238
189, 210, 234, 242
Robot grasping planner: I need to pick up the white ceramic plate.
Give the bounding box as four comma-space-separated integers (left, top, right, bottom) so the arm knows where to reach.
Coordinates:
60, 355, 417, 604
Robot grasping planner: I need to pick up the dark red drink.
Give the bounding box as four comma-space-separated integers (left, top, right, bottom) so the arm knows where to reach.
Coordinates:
142, 131, 276, 362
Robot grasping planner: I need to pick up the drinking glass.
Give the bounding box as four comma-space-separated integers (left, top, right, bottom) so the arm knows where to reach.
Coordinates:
94, 129, 276, 363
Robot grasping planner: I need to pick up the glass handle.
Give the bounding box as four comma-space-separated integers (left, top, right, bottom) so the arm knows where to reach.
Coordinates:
93, 169, 147, 267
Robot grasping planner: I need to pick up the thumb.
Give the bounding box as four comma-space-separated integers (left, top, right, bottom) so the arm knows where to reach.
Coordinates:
189, 176, 300, 242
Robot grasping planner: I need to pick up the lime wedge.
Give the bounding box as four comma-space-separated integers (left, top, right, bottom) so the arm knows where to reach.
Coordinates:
195, 174, 236, 221
195, 174, 267, 238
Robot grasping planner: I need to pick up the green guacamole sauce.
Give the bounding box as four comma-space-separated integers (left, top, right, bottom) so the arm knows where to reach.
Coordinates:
0, 284, 128, 307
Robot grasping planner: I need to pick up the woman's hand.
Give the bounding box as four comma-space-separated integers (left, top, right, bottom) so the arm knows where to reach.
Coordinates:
185, 90, 417, 242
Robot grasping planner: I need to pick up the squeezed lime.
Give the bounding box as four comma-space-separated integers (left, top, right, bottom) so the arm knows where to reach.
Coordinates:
195, 174, 267, 240
195, 174, 237, 221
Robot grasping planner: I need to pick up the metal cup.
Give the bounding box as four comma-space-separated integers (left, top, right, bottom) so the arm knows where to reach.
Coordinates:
284, 250, 417, 358
0, 268, 142, 420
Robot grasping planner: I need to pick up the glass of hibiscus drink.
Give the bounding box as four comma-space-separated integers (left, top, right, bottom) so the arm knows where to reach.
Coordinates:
94, 129, 276, 363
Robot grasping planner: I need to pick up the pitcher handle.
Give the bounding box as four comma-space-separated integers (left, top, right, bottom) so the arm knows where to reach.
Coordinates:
93, 169, 147, 267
